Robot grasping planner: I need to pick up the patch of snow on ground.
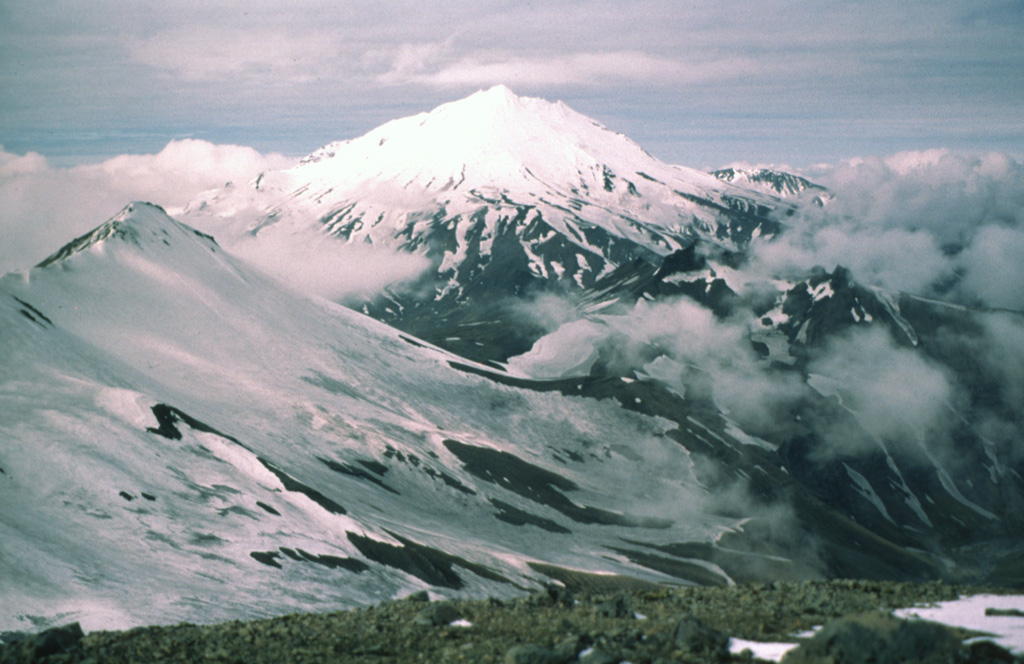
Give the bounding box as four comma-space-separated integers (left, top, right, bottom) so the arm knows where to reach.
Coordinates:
723, 420, 778, 451
894, 594, 1024, 654
731, 594, 1024, 662
729, 638, 797, 661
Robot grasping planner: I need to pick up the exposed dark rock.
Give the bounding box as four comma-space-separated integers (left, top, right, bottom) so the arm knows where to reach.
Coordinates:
672, 614, 730, 658
257, 458, 347, 516
443, 438, 662, 527
276, 547, 369, 573
249, 551, 283, 569
0, 622, 84, 663
490, 498, 572, 534
780, 611, 1009, 664
255, 501, 280, 516
146, 403, 242, 444
317, 456, 400, 494
414, 601, 460, 627
346, 530, 512, 589
596, 595, 631, 619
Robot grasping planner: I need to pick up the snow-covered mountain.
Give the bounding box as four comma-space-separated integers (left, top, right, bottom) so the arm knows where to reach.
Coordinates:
189, 85, 787, 256
183, 86, 793, 361
0, 202, 799, 633
3, 88, 1023, 636
710, 167, 828, 200
183, 88, 1021, 584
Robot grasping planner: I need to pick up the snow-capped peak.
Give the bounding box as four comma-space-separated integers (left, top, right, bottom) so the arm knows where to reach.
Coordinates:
710, 167, 826, 198
36, 202, 217, 268
453, 83, 523, 111
182, 86, 790, 328
290, 84, 720, 201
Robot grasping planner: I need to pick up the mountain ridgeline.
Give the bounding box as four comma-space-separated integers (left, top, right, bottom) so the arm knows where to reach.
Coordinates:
2, 87, 1022, 634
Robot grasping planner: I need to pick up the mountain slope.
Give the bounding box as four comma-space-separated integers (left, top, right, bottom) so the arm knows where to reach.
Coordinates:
0, 203, 779, 633
5, 89, 1022, 636
182, 86, 792, 361
710, 167, 829, 200
176, 88, 1024, 587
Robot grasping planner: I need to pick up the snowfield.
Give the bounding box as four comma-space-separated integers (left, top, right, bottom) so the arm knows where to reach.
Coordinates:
0, 203, 735, 632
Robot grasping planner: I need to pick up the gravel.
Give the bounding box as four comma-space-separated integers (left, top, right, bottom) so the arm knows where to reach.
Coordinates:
2, 579, 1019, 663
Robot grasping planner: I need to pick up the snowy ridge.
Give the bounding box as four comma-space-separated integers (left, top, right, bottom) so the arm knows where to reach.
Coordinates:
37, 202, 218, 268
184, 86, 788, 297
1, 204, 746, 632
710, 167, 827, 199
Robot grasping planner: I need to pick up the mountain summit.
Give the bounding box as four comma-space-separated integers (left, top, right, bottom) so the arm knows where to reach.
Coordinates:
296, 84, 722, 203
184, 86, 789, 360
188, 84, 788, 254
37, 202, 219, 268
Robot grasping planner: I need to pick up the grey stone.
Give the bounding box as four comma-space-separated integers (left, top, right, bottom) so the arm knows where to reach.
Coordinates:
596, 595, 630, 618
672, 614, 729, 657
578, 646, 619, 664
414, 601, 460, 627
781, 611, 981, 664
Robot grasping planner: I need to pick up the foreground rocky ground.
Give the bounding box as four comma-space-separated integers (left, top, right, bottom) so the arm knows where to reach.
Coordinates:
2, 577, 1021, 663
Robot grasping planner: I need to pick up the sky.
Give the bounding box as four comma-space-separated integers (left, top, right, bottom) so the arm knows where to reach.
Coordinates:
1, 0, 1023, 169
1, 1, 1023, 282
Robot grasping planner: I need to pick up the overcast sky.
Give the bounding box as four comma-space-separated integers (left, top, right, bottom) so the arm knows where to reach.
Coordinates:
2, 0, 1023, 168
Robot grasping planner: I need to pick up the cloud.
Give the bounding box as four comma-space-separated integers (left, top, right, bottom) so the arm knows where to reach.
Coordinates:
0, 149, 48, 176
752, 150, 1024, 310
378, 48, 763, 89
979, 314, 1024, 415
507, 267, 1018, 472
808, 150, 1024, 239
126, 27, 348, 84
958, 224, 1024, 311
4, 1, 1023, 167
754, 226, 949, 297
508, 295, 807, 434
224, 232, 431, 304
0, 140, 292, 273
0, 139, 432, 301
806, 327, 959, 460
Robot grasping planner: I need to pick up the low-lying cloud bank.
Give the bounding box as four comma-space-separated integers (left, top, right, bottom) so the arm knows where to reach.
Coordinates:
511, 149, 1024, 473
7, 144, 1019, 307
0, 141, 430, 301
223, 230, 432, 304
0, 140, 293, 273
754, 149, 1024, 311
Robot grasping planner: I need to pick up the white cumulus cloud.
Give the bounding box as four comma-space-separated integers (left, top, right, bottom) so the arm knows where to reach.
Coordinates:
0, 140, 292, 273
752, 149, 1024, 311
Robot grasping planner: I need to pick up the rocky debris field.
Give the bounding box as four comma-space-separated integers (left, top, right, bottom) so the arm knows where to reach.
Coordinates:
2, 579, 1020, 663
